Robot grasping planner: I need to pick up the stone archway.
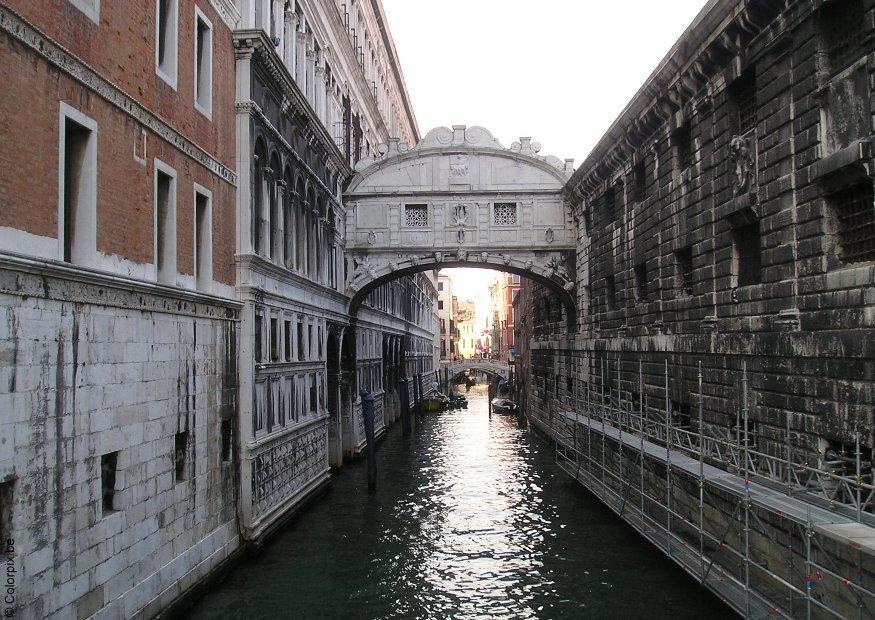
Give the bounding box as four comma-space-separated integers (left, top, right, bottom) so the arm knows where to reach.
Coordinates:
343, 125, 577, 325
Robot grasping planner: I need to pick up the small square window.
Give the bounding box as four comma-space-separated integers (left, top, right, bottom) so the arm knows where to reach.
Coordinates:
404, 204, 428, 227
100, 452, 118, 515
828, 183, 875, 265
174, 431, 188, 482
494, 203, 518, 226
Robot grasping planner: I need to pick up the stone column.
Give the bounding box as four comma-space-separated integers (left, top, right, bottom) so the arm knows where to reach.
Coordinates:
283, 9, 297, 71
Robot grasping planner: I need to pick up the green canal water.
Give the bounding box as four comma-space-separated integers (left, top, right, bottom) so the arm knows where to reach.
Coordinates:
186, 384, 732, 619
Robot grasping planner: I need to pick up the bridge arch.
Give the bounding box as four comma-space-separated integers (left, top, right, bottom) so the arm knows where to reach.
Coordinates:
342, 125, 577, 325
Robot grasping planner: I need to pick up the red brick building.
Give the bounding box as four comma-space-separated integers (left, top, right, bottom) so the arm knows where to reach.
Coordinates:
0, 1, 240, 617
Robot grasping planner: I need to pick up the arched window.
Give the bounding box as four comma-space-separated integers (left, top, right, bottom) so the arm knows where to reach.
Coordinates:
283, 167, 295, 270
307, 188, 317, 280
269, 152, 281, 261
296, 179, 306, 273
327, 206, 336, 288
252, 139, 267, 255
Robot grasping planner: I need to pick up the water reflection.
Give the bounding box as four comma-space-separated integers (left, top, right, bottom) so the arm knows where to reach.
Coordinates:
187, 384, 730, 619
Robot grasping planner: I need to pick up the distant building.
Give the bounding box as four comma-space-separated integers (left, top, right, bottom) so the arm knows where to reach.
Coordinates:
454, 298, 477, 358
488, 273, 520, 360
437, 273, 455, 359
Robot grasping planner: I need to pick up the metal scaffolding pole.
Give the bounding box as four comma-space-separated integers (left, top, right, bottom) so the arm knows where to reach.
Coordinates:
698, 360, 705, 584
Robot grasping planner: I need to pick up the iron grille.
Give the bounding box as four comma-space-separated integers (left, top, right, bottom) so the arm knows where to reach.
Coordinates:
732, 72, 757, 135
674, 126, 692, 170
634, 262, 648, 302
494, 203, 518, 226
823, 0, 866, 74
404, 204, 428, 227
832, 183, 875, 265
675, 246, 694, 296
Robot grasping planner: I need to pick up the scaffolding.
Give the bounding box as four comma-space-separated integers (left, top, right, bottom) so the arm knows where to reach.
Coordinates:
552, 359, 875, 619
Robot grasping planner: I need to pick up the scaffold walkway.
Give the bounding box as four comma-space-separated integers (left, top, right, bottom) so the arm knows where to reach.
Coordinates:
551, 360, 875, 619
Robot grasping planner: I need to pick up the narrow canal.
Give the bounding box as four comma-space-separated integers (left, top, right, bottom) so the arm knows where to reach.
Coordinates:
187, 384, 731, 619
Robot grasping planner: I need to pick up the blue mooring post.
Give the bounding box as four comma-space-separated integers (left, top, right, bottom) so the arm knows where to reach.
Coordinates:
399, 377, 411, 435
360, 391, 377, 491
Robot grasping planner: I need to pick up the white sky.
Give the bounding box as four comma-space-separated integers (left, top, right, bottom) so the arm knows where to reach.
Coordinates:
381, 0, 707, 328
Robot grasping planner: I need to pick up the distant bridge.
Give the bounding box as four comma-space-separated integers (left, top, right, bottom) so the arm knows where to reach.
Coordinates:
441, 359, 511, 381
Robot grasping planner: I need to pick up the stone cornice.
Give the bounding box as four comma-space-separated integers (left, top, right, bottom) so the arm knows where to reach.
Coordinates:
0, 251, 241, 319
0, 3, 237, 186
234, 29, 351, 179
567, 0, 788, 198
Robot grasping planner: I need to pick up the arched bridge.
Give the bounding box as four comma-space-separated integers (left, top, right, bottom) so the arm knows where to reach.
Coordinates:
343, 126, 577, 320
441, 359, 511, 381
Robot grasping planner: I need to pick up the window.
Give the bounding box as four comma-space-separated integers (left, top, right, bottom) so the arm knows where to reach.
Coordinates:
494, 203, 518, 226
675, 246, 694, 296
254, 312, 262, 362
404, 204, 428, 227
174, 431, 188, 482
284, 320, 292, 361
221, 419, 232, 463
828, 183, 875, 265
633, 160, 647, 203
603, 185, 616, 222
634, 262, 648, 302
69, 0, 99, 23
731, 70, 757, 135
194, 7, 213, 117
100, 451, 118, 515
674, 125, 693, 171
154, 160, 177, 285
821, 0, 866, 75
194, 186, 212, 292
438, 300, 444, 310
59, 104, 97, 266
732, 222, 762, 287
156, 0, 179, 88
297, 321, 305, 360
310, 374, 318, 413
438, 282, 443, 291
605, 275, 617, 311
270, 317, 278, 362
0, 480, 13, 545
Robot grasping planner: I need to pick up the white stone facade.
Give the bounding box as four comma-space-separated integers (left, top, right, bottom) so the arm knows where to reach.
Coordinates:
0, 257, 239, 619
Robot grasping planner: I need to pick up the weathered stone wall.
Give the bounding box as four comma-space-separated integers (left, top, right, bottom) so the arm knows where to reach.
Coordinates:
0, 263, 239, 618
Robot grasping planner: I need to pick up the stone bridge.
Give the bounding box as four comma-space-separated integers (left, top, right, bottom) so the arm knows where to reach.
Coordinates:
441, 359, 511, 381
343, 126, 577, 319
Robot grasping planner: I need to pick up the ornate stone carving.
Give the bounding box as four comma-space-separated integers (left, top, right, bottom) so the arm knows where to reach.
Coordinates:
502, 254, 512, 265
729, 135, 755, 196
366, 230, 376, 245
480, 252, 489, 263
545, 228, 555, 243
452, 203, 468, 227
457, 229, 466, 244
434, 252, 444, 263
457, 249, 468, 262
450, 154, 469, 177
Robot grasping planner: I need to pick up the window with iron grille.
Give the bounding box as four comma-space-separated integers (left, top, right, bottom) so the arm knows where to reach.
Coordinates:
732, 222, 762, 287
674, 246, 694, 296
633, 159, 647, 202
494, 203, 517, 226
829, 183, 875, 265
604, 185, 617, 222
821, 0, 866, 75
731, 71, 757, 135
404, 204, 428, 227
674, 125, 693, 171
634, 262, 648, 302
605, 275, 617, 311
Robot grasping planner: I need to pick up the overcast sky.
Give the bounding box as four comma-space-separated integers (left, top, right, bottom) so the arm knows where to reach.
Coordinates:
381, 0, 707, 163
379, 0, 707, 325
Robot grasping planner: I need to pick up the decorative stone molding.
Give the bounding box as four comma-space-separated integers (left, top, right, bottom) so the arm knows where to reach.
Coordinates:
0, 5, 237, 185
729, 135, 755, 196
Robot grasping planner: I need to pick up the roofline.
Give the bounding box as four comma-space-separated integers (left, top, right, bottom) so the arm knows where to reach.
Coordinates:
369, 0, 420, 142
568, 0, 736, 190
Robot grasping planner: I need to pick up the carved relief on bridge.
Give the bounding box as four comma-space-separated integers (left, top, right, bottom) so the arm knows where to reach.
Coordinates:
343, 126, 577, 300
